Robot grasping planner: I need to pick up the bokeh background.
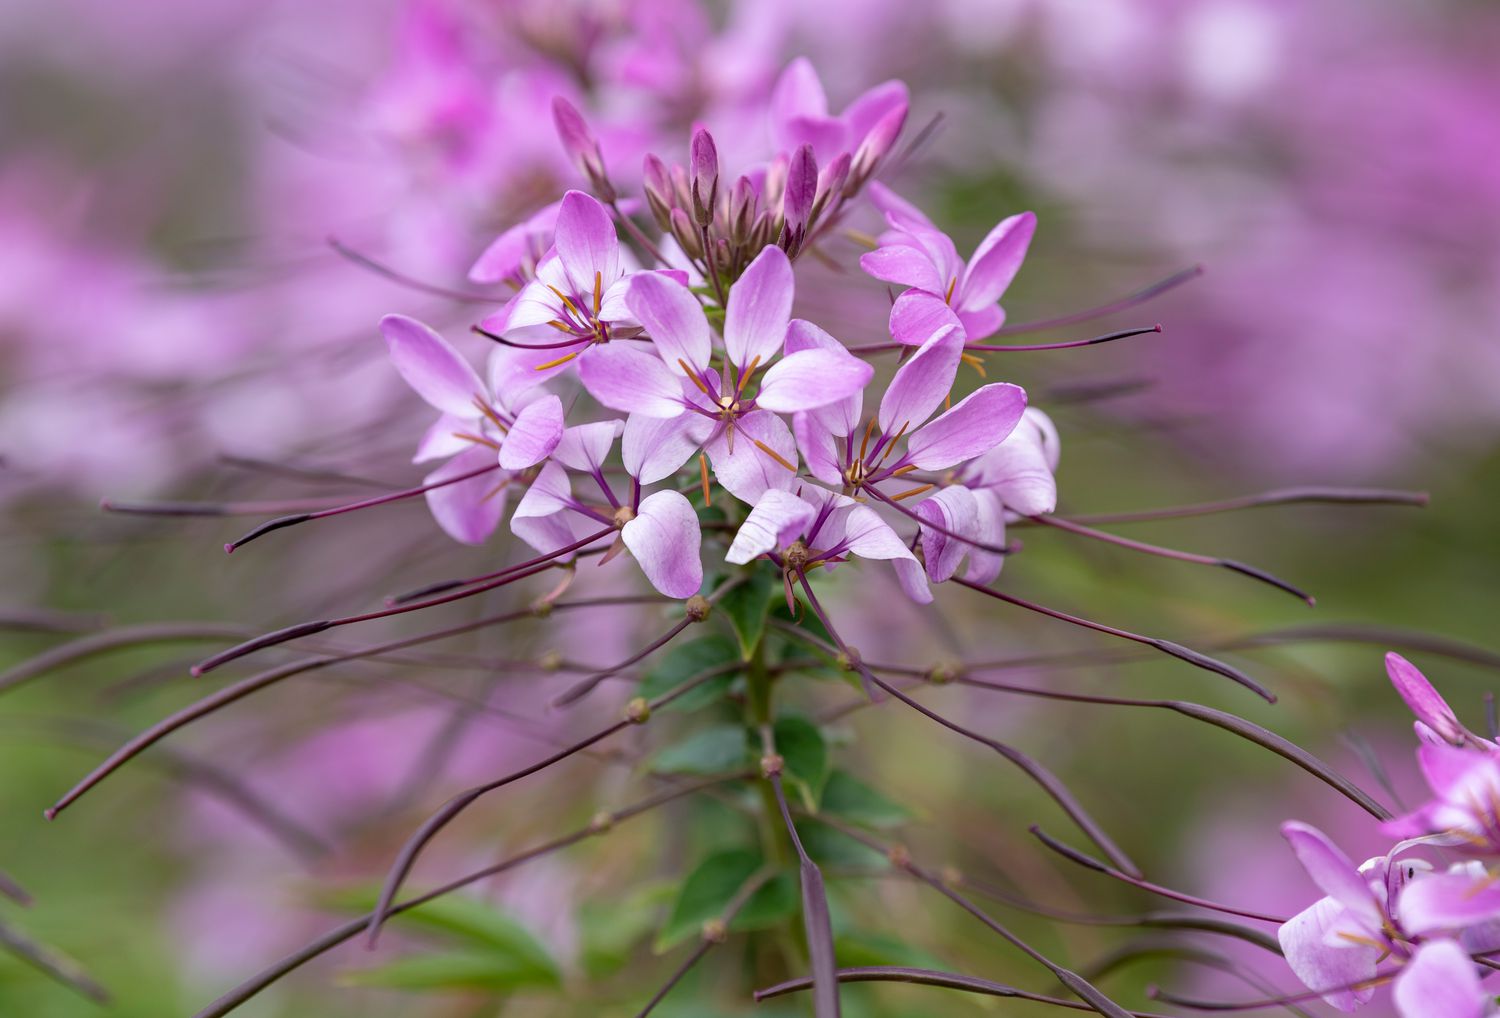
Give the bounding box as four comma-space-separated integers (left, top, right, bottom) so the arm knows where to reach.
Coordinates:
2, 1, 1498, 1015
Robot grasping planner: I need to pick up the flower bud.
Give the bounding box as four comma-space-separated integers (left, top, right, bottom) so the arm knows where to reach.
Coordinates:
690, 127, 720, 227
551, 96, 614, 201
669, 207, 703, 260
728, 175, 757, 246
780, 143, 817, 255
643, 153, 676, 230
812, 152, 851, 220
847, 103, 907, 197
1387, 653, 1468, 744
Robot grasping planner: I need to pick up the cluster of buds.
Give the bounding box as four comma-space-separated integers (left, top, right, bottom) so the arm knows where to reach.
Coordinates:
641, 58, 907, 286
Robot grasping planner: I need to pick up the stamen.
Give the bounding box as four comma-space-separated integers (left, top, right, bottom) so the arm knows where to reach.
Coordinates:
858, 416, 877, 463
546, 284, 585, 321
699, 453, 712, 506
944, 276, 957, 304
593, 270, 602, 317
451, 432, 502, 452
679, 360, 711, 395
750, 438, 797, 473
960, 353, 986, 377
890, 484, 934, 501
888, 464, 919, 478
472, 396, 508, 433
735, 355, 761, 398
533, 350, 582, 372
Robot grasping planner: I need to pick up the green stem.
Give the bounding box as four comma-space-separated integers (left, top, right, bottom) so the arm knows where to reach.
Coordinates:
745, 643, 790, 868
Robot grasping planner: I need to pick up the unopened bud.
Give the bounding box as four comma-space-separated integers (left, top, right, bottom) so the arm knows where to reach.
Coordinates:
847, 104, 907, 197
812, 152, 851, 220
836, 646, 862, 672
552, 97, 614, 201
780, 143, 817, 254
760, 752, 785, 778
624, 697, 651, 724
669, 207, 703, 260
690, 128, 720, 227
701, 918, 728, 944
729, 176, 757, 246
643, 154, 675, 230
887, 843, 911, 869
685, 594, 712, 622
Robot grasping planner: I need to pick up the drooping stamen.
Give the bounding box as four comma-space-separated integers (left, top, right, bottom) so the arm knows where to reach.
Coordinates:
755, 967, 1171, 1015
451, 431, 501, 451
328, 237, 498, 303
993, 266, 1204, 337
223, 463, 504, 553
678, 359, 711, 396
593, 270, 603, 317
952, 577, 1274, 701
1027, 515, 1315, 606
889, 483, 934, 502
699, 453, 712, 507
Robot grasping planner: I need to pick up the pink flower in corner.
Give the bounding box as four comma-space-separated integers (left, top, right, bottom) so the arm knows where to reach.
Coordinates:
380, 314, 563, 544
862, 183, 1036, 342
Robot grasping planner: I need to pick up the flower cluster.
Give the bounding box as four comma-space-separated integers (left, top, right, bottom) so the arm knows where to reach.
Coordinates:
379, 59, 1053, 610
1277, 654, 1500, 1016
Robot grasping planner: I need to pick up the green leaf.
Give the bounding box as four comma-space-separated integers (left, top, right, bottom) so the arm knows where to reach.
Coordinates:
655, 850, 797, 951
648, 724, 750, 776
577, 881, 675, 978
820, 770, 913, 830
318, 888, 558, 980
720, 568, 777, 659
340, 950, 558, 992
833, 932, 949, 971
638, 635, 740, 712
797, 819, 888, 870
773, 714, 829, 810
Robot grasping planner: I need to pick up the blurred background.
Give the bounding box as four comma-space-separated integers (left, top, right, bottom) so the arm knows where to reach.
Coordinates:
2, 1, 1498, 1015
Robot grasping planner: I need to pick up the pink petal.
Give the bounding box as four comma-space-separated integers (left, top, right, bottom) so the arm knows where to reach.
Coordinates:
726, 490, 817, 565
785, 319, 863, 437
968, 407, 1059, 515
957, 304, 1006, 342
380, 314, 485, 417
1281, 822, 1382, 928
889, 290, 962, 347
423, 446, 506, 546
622, 491, 703, 599
914, 485, 978, 583
498, 394, 564, 470
705, 410, 798, 505
413, 413, 474, 463
756, 348, 873, 414
859, 243, 946, 295
578, 344, 687, 418
555, 189, 619, 296
840, 505, 931, 604
723, 244, 794, 372
1393, 940, 1484, 1018
905, 383, 1027, 471
877, 323, 964, 435
959, 211, 1036, 312
510, 461, 579, 558
770, 57, 829, 151
553, 420, 624, 474
793, 411, 845, 487
867, 182, 934, 232
622, 411, 715, 485
626, 271, 712, 376
841, 79, 909, 146
963, 490, 1008, 585
468, 201, 559, 284
1400, 870, 1500, 935
1277, 897, 1379, 1013
1387, 653, 1464, 743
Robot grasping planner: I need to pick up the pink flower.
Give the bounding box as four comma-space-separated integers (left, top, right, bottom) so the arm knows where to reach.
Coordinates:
769, 57, 909, 167
861, 184, 1036, 342
379, 314, 563, 544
